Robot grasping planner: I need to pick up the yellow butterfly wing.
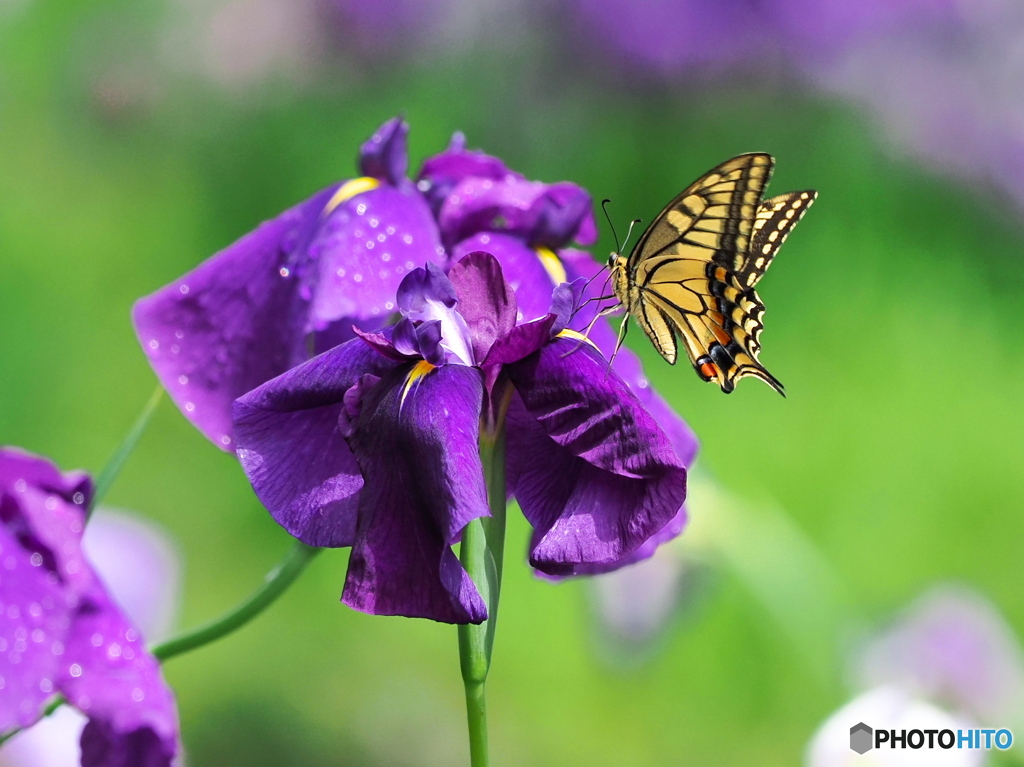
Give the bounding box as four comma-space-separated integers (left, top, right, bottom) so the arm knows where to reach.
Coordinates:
620, 154, 814, 394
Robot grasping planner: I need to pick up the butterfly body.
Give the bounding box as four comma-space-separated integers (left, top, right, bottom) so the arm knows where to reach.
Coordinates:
609, 153, 816, 394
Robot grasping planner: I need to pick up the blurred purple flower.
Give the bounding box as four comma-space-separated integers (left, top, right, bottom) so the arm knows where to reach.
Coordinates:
807, 585, 1024, 765
0, 449, 179, 767
563, 0, 956, 77
855, 585, 1024, 726
1, 511, 181, 767
233, 253, 688, 623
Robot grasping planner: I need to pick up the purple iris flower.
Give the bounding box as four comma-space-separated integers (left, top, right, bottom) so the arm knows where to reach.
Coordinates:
233, 253, 688, 623
133, 116, 696, 571
0, 448, 179, 767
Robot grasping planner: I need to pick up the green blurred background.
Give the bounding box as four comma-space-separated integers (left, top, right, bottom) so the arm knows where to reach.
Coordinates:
2, 1, 1023, 765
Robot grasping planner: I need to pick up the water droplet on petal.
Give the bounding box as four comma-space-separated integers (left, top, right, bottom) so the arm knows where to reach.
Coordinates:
72, 492, 84, 505
14, 480, 26, 493
69, 663, 82, 677
91, 633, 103, 647
353, 274, 363, 283
131, 688, 145, 702
178, 375, 189, 385
220, 436, 231, 446
279, 267, 290, 278
382, 252, 391, 262
185, 402, 195, 413
148, 340, 159, 350
356, 203, 367, 215
402, 234, 413, 245
179, 284, 190, 295
44, 496, 57, 511
29, 553, 43, 567
39, 678, 52, 693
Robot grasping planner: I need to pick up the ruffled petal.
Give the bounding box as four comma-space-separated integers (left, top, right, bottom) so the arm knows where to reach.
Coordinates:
416, 134, 519, 214
309, 184, 445, 329
451, 233, 556, 324
358, 116, 409, 186
504, 338, 687, 574
559, 505, 688, 576
132, 185, 336, 449
342, 364, 488, 623
447, 251, 517, 362
233, 338, 398, 548
438, 176, 594, 250
61, 588, 178, 767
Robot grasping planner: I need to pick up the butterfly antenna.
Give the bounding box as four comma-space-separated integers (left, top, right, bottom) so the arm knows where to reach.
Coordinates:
620, 217, 643, 252
601, 199, 622, 254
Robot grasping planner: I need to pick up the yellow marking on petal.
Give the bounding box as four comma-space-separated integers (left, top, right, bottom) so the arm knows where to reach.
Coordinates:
400, 359, 436, 409
323, 177, 381, 217
536, 247, 568, 285
556, 328, 600, 352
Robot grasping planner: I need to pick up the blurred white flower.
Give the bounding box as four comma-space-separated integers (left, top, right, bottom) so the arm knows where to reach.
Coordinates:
806, 686, 983, 767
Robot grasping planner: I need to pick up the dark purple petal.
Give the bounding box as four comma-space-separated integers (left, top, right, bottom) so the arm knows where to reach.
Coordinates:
550, 278, 588, 335
396, 263, 474, 365
342, 364, 488, 623
308, 185, 445, 330
132, 185, 336, 449
584, 318, 700, 468
416, 134, 519, 214
358, 116, 409, 186
504, 339, 687, 574
61, 588, 177, 767
451, 233, 561, 324
233, 338, 399, 548
562, 250, 700, 467
438, 176, 594, 250
482, 316, 556, 368
562, 505, 688, 576
447, 251, 517, 362
81, 719, 175, 767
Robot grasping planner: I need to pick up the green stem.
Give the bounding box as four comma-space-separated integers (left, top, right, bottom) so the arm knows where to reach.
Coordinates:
0, 540, 319, 746
89, 386, 164, 518
153, 540, 320, 661
458, 388, 511, 767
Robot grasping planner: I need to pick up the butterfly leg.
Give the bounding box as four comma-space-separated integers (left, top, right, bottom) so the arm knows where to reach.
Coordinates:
560, 304, 620, 359
606, 312, 630, 374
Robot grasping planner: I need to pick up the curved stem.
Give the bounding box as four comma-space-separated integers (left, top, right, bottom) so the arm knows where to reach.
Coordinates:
89, 386, 163, 518
153, 540, 320, 661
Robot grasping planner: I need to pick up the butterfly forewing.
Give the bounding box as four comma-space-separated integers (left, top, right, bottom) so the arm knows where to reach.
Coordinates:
616, 153, 814, 394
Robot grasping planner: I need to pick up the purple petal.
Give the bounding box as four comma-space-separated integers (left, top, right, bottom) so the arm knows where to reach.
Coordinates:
438, 176, 594, 250
550, 278, 588, 335
233, 338, 399, 548
342, 364, 488, 623
0, 523, 68, 730
482, 316, 556, 368
566, 505, 688, 576
358, 116, 409, 186
504, 338, 687, 573
451, 233, 560, 324
396, 263, 474, 365
416, 135, 519, 214
447, 251, 517, 362
308, 184, 445, 330
132, 185, 335, 449
562, 250, 699, 467
60, 588, 177, 767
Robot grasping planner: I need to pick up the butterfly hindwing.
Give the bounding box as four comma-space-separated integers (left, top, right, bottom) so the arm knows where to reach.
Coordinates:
614, 153, 814, 394
739, 190, 817, 288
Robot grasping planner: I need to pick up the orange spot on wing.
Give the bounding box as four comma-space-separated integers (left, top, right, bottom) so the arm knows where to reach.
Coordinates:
699, 362, 718, 381
712, 325, 732, 345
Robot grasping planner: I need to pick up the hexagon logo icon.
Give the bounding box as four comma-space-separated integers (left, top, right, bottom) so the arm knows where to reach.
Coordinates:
850, 722, 873, 754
